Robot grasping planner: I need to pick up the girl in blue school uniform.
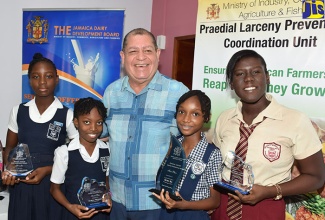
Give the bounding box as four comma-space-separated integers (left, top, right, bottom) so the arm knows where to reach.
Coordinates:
50, 97, 111, 220
1, 53, 78, 220
152, 90, 222, 220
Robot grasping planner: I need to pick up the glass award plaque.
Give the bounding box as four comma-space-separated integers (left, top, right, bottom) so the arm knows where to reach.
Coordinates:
149, 134, 186, 201
213, 151, 254, 195
77, 177, 110, 210
5, 143, 33, 179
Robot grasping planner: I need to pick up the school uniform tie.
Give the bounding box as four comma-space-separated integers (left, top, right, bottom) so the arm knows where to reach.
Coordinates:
226, 121, 261, 220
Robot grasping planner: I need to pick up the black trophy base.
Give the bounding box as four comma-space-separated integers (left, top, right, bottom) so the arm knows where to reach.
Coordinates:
149, 188, 182, 201
213, 182, 250, 195
81, 203, 110, 212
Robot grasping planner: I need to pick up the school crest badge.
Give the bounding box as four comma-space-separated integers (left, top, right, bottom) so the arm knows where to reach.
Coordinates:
191, 161, 206, 175
263, 142, 281, 162
47, 122, 62, 141
100, 156, 109, 172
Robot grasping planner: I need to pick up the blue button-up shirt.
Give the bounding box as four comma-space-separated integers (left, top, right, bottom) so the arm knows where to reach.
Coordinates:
103, 71, 189, 210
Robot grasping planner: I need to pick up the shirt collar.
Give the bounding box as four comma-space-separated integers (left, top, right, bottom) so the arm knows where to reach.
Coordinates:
24, 96, 64, 109
67, 135, 107, 151
67, 135, 106, 162
67, 137, 81, 151
232, 94, 283, 124
178, 132, 208, 161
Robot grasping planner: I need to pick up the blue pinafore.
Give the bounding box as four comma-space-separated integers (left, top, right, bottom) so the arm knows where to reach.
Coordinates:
62, 145, 110, 220
159, 142, 215, 220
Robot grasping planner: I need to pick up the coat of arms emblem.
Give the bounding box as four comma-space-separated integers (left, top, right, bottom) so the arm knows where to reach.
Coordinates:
206, 3, 220, 20
26, 16, 49, 44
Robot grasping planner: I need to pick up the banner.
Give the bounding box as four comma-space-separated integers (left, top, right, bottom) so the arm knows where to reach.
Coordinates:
22, 9, 124, 108
194, 1, 325, 219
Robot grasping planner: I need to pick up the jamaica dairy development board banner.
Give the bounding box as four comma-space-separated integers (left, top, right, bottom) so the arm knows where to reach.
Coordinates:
194, 0, 325, 219
22, 9, 124, 108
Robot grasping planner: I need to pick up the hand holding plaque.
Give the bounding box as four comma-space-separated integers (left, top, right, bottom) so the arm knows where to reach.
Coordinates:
77, 177, 110, 210
149, 134, 186, 201
214, 151, 254, 195
5, 143, 33, 179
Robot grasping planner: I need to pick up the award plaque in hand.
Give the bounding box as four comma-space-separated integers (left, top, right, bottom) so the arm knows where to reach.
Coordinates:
77, 177, 110, 210
6, 143, 33, 179
149, 134, 186, 201
213, 151, 254, 195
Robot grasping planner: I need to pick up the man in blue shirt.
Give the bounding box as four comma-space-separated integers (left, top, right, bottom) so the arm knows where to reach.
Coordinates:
102, 28, 189, 220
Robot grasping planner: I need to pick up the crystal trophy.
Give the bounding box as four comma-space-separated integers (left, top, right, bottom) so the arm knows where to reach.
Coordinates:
149, 134, 186, 201
6, 143, 33, 179
213, 151, 254, 195
77, 177, 110, 210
